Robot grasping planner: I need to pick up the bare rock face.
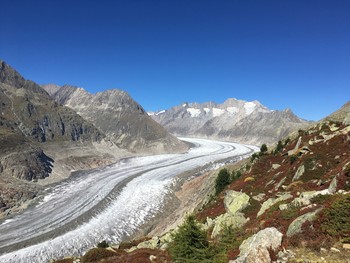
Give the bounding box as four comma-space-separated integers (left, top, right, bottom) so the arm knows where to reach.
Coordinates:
43, 84, 188, 153
0, 61, 104, 144
150, 99, 311, 145
0, 148, 53, 181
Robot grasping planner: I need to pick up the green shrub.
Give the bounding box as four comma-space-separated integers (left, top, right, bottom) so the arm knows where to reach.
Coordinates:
290, 155, 297, 164
274, 140, 283, 154
215, 168, 230, 195
97, 240, 109, 248
260, 144, 268, 153
250, 153, 259, 162
81, 248, 117, 262
320, 195, 350, 242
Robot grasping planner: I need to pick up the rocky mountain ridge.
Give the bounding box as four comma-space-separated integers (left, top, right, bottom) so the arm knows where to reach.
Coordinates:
43, 84, 188, 154
150, 99, 311, 145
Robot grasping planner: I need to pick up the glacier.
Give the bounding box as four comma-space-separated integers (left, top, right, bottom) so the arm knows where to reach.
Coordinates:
0, 138, 257, 263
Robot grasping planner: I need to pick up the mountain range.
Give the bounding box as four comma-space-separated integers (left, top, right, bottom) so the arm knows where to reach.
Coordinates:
43, 84, 186, 154
150, 99, 311, 145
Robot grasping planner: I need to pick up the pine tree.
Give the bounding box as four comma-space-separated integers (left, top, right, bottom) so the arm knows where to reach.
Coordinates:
169, 215, 211, 262
215, 168, 230, 195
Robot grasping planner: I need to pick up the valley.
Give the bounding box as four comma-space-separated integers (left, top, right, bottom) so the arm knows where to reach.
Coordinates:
0, 138, 256, 263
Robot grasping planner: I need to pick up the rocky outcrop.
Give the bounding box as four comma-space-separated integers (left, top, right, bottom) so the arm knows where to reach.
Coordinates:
257, 193, 293, 217
286, 209, 322, 237
150, 99, 311, 145
44, 84, 188, 154
210, 190, 250, 238
231, 227, 283, 263
0, 148, 53, 180
292, 165, 305, 181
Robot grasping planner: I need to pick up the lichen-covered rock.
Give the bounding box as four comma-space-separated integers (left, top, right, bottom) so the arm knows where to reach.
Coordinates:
231, 227, 283, 263
224, 190, 250, 215
211, 212, 248, 238
286, 209, 322, 237
257, 193, 293, 217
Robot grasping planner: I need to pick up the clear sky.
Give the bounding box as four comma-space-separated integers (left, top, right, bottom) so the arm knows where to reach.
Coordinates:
0, 0, 349, 121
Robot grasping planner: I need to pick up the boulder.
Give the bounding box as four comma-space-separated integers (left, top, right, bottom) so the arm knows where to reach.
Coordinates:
288, 136, 302, 156
272, 164, 281, 170
231, 227, 283, 263
291, 189, 330, 207
252, 193, 266, 202
224, 190, 250, 215
257, 193, 293, 217
328, 174, 339, 194
292, 165, 305, 181
286, 209, 322, 237
211, 212, 248, 238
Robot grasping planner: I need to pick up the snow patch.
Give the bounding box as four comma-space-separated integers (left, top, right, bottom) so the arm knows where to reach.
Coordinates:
182, 103, 187, 107
187, 108, 201, 117
244, 102, 256, 115
155, 110, 165, 115
227, 107, 239, 114
212, 108, 225, 117
204, 108, 211, 114
147, 112, 155, 116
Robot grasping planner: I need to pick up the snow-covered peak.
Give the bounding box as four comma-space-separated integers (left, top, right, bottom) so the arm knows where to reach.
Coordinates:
244, 102, 257, 115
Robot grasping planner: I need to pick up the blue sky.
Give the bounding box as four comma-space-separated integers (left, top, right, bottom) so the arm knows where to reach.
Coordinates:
0, 0, 349, 121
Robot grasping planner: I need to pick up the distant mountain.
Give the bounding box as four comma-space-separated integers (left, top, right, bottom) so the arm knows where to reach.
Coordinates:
43, 84, 188, 153
150, 99, 311, 145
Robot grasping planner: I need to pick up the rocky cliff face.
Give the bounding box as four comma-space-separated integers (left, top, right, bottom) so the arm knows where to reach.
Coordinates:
150, 99, 311, 145
43, 84, 188, 153
0, 63, 104, 144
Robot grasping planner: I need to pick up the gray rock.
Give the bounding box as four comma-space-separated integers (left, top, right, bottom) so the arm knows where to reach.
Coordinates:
292, 165, 305, 181
211, 212, 248, 238
224, 190, 250, 215
328, 174, 339, 194
291, 189, 331, 207
272, 164, 281, 170
252, 193, 266, 202
231, 227, 283, 263
257, 193, 293, 217
286, 209, 322, 237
